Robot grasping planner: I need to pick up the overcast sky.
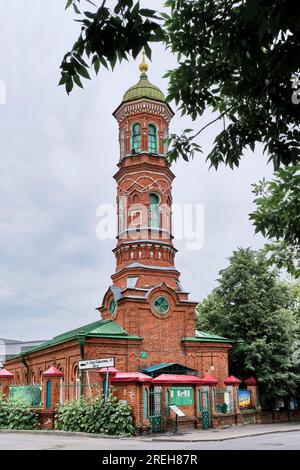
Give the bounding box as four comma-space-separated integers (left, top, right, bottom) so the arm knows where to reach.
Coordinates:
0, 0, 275, 341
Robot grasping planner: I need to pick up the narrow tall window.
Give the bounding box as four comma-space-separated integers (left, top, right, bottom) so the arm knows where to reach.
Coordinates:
149, 193, 160, 228
119, 197, 126, 234
132, 123, 141, 153
163, 129, 169, 154
120, 128, 126, 159
148, 124, 158, 154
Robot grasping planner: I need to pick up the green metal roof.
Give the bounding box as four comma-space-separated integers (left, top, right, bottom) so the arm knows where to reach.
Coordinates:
122, 73, 165, 103
140, 363, 198, 378
142, 363, 173, 373
6, 320, 142, 360
181, 330, 234, 343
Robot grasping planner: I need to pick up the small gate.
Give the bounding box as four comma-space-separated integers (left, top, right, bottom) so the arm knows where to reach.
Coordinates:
201, 388, 211, 429
149, 386, 163, 432
46, 380, 52, 409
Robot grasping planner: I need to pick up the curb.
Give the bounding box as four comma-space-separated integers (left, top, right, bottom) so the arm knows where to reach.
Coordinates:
1, 426, 300, 443
0, 429, 132, 440
146, 427, 300, 443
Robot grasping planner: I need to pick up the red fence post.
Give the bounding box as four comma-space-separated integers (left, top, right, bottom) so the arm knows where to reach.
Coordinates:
0, 369, 14, 398
42, 367, 63, 411
244, 376, 259, 409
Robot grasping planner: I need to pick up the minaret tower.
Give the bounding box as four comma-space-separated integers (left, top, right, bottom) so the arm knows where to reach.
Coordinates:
99, 54, 197, 364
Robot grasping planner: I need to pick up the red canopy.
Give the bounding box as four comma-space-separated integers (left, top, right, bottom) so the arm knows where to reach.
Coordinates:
224, 375, 241, 385
199, 374, 219, 386
0, 368, 13, 378
152, 374, 202, 384
42, 367, 63, 377
244, 376, 257, 386
110, 372, 152, 383
98, 367, 119, 375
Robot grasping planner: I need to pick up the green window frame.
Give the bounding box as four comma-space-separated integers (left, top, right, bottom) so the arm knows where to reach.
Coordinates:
132, 123, 141, 153
109, 299, 116, 316
149, 193, 160, 228
170, 387, 194, 406
144, 388, 149, 418
153, 296, 170, 314
148, 124, 158, 154
120, 128, 126, 159
166, 389, 170, 416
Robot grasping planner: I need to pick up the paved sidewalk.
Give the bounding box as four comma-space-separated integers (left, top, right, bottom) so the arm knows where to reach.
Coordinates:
139, 422, 300, 442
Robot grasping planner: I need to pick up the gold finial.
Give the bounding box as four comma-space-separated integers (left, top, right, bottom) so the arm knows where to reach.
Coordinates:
139, 48, 149, 75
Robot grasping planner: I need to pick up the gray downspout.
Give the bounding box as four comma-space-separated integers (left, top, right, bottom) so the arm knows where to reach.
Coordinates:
78, 332, 86, 397
21, 353, 29, 385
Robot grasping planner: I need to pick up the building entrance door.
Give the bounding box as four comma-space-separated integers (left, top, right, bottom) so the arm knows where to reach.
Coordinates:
201, 388, 211, 429
149, 386, 163, 432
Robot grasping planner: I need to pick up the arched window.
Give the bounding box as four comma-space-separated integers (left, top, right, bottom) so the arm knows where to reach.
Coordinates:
163, 129, 169, 154
148, 124, 158, 154
120, 128, 126, 159
132, 123, 141, 153
149, 193, 160, 228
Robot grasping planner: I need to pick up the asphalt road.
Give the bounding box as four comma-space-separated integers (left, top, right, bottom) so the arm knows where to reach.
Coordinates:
0, 431, 300, 450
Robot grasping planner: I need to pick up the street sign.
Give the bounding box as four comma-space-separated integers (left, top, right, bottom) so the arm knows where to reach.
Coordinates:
79, 357, 115, 370
169, 404, 185, 417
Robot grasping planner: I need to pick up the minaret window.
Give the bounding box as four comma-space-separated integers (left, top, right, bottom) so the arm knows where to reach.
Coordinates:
119, 196, 126, 233
132, 123, 141, 153
148, 124, 158, 154
163, 129, 169, 154
120, 128, 126, 159
149, 193, 160, 228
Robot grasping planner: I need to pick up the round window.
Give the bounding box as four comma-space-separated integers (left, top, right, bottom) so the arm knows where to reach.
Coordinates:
109, 299, 116, 316
153, 296, 170, 315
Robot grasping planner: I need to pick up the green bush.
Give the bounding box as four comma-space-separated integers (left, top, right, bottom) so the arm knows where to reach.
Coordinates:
55, 395, 135, 436
0, 395, 39, 430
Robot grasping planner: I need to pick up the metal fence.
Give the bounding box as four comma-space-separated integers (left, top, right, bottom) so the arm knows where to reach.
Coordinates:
59, 380, 102, 404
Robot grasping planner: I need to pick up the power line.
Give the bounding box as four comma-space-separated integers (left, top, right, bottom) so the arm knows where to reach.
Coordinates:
0, 284, 89, 319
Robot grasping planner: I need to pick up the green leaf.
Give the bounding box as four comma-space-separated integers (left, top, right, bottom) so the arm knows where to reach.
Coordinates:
66, 77, 74, 94
94, 59, 100, 75
73, 73, 83, 88
76, 64, 91, 80
65, 0, 73, 10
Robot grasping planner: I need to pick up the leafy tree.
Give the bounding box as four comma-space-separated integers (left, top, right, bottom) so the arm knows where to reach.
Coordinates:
61, 1, 299, 276
61, 0, 300, 169
250, 165, 300, 277
196, 248, 299, 406
55, 394, 135, 435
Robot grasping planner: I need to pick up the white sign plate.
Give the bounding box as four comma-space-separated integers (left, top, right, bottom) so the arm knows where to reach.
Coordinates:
79, 358, 115, 370
169, 405, 185, 417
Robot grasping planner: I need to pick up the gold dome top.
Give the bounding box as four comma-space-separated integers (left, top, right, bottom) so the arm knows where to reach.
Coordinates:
139, 49, 149, 74
122, 49, 165, 103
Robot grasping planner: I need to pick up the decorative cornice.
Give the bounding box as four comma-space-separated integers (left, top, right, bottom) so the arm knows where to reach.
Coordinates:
113, 98, 174, 124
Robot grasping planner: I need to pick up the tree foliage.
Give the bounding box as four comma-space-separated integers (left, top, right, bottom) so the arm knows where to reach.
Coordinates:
60, 0, 164, 94
61, 0, 300, 170
250, 165, 300, 277
196, 248, 299, 403
0, 395, 39, 430
55, 394, 135, 435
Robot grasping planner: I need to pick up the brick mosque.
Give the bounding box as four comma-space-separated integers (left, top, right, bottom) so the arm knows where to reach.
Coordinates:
4, 54, 239, 430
